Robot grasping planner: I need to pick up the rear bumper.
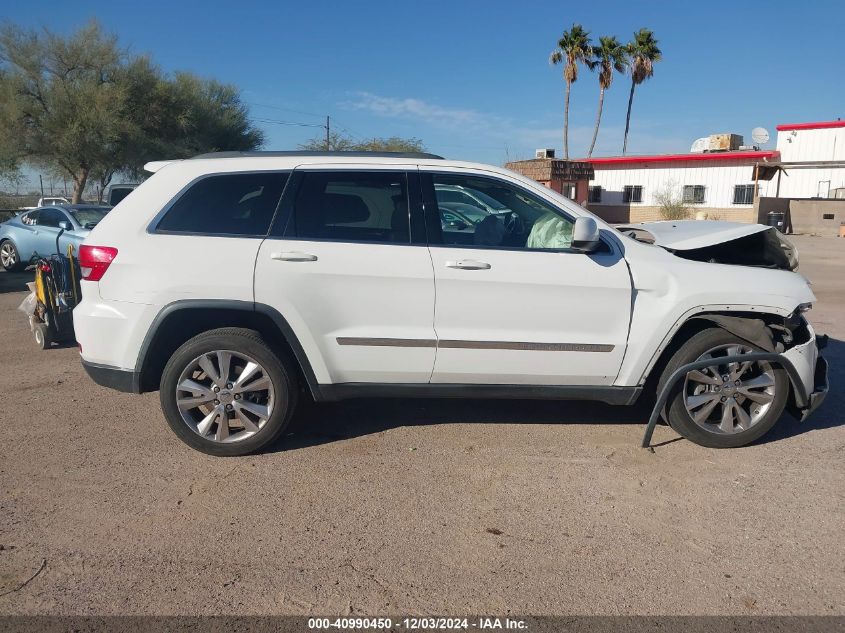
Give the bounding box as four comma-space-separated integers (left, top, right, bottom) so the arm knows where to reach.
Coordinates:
81, 359, 140, 393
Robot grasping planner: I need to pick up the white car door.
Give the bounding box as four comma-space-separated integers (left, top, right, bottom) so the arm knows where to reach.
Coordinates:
421, 168, 632, 386
254, 166, 436, 385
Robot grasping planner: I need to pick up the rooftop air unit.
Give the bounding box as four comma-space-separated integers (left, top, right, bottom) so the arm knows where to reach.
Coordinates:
708, 133, 744, 152
536, 148, 555, 159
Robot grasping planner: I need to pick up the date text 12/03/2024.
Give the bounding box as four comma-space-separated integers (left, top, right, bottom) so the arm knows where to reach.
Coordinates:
307, 617, 528, 630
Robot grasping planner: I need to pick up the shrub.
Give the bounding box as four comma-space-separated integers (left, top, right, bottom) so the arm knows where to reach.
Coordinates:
654, 181, 691, 220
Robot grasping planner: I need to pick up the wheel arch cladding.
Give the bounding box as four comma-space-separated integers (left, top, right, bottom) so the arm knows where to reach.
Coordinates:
646, 312, 809, 412
135, 300, 319, 397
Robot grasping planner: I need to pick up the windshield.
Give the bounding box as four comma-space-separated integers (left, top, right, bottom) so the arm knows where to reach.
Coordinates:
436, 186, 508, 212
468, 188, 508, 211
70, 207, 109, 227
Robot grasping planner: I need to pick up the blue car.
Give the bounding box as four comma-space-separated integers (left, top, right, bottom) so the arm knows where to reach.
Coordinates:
0, 204, 111, 271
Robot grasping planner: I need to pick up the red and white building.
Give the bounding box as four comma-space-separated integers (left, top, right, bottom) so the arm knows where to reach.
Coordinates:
582, 119, 845, 228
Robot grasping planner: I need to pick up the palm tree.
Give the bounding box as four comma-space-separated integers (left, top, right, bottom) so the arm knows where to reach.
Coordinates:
550, 24, 592, 160
622, 28, 662, 155
586, 36, 628, 158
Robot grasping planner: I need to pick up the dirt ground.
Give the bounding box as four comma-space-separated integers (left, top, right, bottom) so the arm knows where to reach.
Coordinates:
0, 235, 842, 617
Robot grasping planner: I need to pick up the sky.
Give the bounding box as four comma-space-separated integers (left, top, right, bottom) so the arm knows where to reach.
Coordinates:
4, 0, 845, 190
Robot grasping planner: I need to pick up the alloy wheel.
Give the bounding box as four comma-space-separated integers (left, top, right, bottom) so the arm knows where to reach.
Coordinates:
0, 242, 16, 268
175, 350, 275, 443
683, 344, 777, 435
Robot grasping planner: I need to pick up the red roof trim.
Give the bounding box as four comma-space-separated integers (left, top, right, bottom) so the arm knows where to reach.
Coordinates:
776, 120, 845, 131
584, 151, 779, 166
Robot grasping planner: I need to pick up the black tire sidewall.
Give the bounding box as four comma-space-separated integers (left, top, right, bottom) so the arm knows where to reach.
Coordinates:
661, 328, 788, 448
159, 329, 297, 456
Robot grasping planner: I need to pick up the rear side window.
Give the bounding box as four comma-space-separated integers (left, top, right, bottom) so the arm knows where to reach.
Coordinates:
285, 171, 409, 244
157, 172, 288, 236
37, 208, 67, 228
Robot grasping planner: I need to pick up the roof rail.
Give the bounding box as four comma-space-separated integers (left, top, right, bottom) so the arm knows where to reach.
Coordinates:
191, 150, 445, 160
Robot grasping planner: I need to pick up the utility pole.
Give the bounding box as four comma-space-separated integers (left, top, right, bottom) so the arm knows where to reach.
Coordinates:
39, 175, 44, 198
325, 115, 330, 150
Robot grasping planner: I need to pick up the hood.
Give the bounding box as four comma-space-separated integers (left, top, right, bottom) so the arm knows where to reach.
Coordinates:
616, 220, 798, 271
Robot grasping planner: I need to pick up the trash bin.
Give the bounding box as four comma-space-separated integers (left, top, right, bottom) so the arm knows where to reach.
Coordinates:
767, 212, 785, 228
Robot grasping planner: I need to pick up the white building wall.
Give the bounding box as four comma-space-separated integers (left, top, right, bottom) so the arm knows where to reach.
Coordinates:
774, 125, 845, 197
776, 126, 845, 161
589, 161, 764, 209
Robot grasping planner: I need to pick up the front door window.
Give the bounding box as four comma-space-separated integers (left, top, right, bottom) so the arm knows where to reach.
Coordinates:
428, 173, 575, 251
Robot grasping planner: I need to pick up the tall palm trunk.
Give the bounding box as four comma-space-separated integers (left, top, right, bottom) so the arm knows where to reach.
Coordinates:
587, 85, 606, 158
622, 80, 636, 155
563, 80, 571, 160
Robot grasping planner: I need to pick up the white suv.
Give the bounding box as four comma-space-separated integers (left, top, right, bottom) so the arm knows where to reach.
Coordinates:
73, 151, 828, 455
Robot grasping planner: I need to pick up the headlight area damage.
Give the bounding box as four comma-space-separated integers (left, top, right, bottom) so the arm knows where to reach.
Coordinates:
687, 312, 828, 421
618, 220, 799, 270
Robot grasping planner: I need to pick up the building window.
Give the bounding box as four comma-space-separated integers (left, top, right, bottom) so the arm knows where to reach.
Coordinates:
623, 185, 643, 203
588, 186, 602, 203
733, 184, 755, 205
560, 183, 576, 200
682, 185, 706, 204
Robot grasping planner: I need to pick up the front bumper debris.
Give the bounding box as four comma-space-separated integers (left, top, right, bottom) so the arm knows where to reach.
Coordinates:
798, 354, 828, 422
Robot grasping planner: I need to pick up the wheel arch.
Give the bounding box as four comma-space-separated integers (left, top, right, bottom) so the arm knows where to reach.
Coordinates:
640, 310, 809, 410
135, 300, 320, 398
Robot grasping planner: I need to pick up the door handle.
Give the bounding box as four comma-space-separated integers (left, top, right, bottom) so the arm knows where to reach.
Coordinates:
446, 259, 491, 270
271, 252, 318, 262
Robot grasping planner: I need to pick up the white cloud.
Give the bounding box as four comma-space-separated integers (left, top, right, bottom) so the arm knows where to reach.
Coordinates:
343, 91, 687, 160
345, 92, 485, 128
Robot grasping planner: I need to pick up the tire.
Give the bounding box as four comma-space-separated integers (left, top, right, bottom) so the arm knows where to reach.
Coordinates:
0, 240, 23, 272
34, 323, 52, 350
160, 327, 298, 456
659, 327, 789, 448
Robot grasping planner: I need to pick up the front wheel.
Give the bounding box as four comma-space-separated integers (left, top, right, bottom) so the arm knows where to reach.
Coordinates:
160, 327, 298, 456
660, 328, 789, 448
0, 240, 23, 272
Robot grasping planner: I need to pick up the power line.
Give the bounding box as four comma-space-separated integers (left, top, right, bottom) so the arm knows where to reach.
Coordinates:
250, 117, 325, 129
247, 102, 324, 119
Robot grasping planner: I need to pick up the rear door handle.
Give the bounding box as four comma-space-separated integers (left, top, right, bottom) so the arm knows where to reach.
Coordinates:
271, 251, 318, 262
445, 259, 491, 270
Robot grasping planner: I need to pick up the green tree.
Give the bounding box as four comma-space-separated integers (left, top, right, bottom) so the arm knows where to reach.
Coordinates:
622, 28, 662, 155
0, 21, 264, 202
298, 130, 356, 152
550, 24, 592, 160
0, 22, 126, 202
586, 36, 628, 158
350, 136, 425, 152
299, 132, 425, 153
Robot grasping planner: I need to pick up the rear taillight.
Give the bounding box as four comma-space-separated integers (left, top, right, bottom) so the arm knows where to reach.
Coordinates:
78, 245, 118, 282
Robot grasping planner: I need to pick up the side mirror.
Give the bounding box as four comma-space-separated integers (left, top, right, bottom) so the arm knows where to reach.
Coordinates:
58, 220, 73, 231
571, 217, 600, 253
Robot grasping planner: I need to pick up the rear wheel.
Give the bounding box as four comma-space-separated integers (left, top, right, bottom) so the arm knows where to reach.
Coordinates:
660, 328, 788, 448
0, 240, 23, 272
160, 327, 297, 456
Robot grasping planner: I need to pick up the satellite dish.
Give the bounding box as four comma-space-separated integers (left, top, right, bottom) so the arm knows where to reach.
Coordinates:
752, 127, 770, 144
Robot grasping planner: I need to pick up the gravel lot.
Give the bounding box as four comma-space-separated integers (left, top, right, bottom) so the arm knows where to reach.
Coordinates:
0, 235, 842, 616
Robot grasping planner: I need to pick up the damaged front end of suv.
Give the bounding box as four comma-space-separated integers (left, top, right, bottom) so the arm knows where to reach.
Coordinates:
616, 220, 828, 435
683, 309, 828, 422
617, 220, 799, 270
